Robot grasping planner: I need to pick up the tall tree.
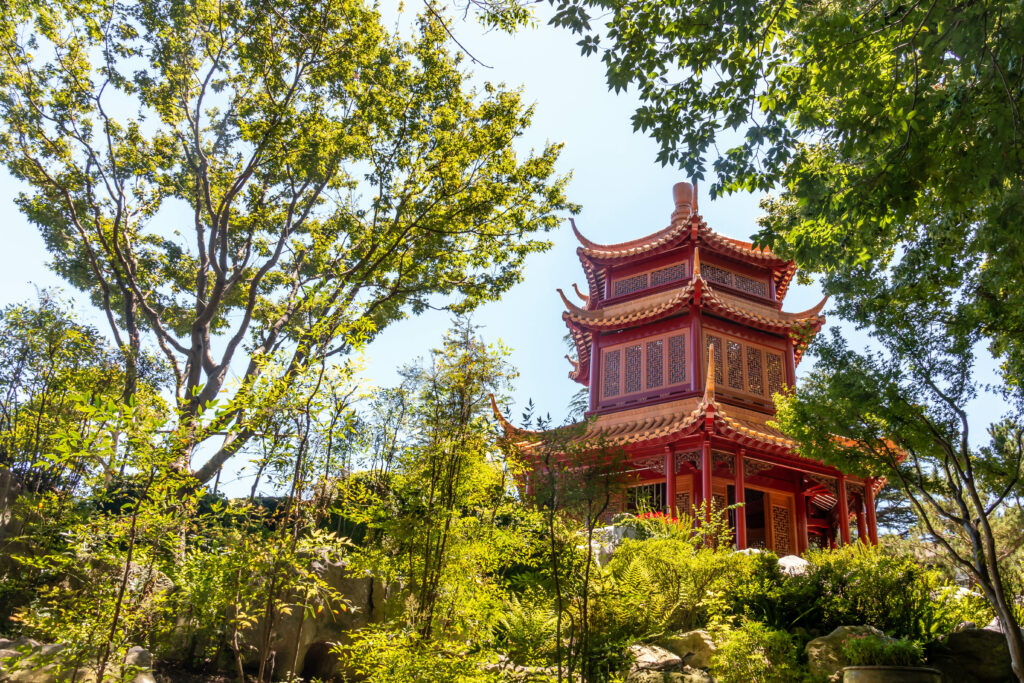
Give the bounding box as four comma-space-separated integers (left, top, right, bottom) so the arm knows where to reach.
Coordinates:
0, 0, 574, 482
550, 1, 1024, 677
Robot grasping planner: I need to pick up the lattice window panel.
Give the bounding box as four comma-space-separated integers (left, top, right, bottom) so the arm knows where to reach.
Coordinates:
726, 340, 744, 390
766, 352, 785, 396
746, 347, 764, 396
613, 273, 649, 297
772, 505, 793, 556
668, 333, 687, 385
624, 344, 642, 394
734, 273, 769, 297
675, 491, 691, 516
702, 263, 734, 287
628, 482, 666, 512
650, 263, 688, 287
706, 334, 724, 385
646, 339, 664, 389
603, 350, 620, 397
712, 493, 728, 519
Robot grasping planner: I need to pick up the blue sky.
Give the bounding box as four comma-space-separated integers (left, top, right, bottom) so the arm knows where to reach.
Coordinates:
0, 6, 1008, 495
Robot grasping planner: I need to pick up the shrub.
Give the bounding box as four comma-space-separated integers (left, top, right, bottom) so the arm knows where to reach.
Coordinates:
492, 591, 556, 665
842, 634, 924, 667
601, 537, 749, 635
709, 621, 802, 683
723, 543, 992, 639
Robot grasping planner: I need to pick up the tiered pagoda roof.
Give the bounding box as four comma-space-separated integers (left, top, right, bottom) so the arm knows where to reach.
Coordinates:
564, 195, 826, 385
572, 214, 798, 308
495, 346, 796, 458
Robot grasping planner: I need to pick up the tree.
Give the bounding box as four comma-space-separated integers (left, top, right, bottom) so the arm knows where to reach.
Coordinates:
549, 1, 1024, 676
0, 0, 575, 482
774, 326, 1024, 679
0, 293, 165, 496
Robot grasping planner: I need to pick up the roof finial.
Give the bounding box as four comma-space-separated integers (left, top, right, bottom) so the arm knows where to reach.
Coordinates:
671, 181, 694, 223
703, 343, 717, 403
693, 246, 702, 277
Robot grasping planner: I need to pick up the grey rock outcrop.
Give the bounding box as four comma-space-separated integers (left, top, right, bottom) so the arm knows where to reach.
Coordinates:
660, 630, 716, 669
926, 628, 1014, 683
805, 625, 885, 679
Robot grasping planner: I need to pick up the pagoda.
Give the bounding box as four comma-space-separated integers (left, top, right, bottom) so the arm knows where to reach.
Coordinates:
498, 182, 879, 555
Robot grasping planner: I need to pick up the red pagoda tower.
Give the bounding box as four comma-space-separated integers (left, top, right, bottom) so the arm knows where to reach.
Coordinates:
499, 182, 879, 555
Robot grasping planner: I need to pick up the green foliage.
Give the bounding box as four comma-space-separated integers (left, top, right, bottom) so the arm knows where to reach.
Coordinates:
336, 627, 501, 683
724, 544, 992, 640
0, 0, 575, 481
602, 535, 746, 634
842, 634, 924, 668
492, 590, 557, 665
709, 620, 802, 683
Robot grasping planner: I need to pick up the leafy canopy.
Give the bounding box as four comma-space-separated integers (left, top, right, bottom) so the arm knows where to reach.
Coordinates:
0, 0, 575, 481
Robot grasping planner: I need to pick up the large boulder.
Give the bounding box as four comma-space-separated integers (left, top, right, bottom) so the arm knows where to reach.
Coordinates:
627, 667, 713, 683
0, 641, 155, 683
926, 628, 1014, 683
777, 554, 810, 577
628, 644, 683, 673
239, 557, 387, 681
805, 625, 885, 679
660, 630, 716, 669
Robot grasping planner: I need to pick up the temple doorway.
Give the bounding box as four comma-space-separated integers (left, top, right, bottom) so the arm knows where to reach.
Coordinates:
728, 486, 768, 550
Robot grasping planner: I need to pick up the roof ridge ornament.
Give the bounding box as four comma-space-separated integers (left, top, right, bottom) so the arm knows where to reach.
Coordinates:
671, 181, 696, 223
571, 282, 590, 305
557, 287, 584, 314
703, 342, 717, 404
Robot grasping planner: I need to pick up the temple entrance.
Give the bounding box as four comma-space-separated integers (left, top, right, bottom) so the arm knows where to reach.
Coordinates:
728, 486, 768, 550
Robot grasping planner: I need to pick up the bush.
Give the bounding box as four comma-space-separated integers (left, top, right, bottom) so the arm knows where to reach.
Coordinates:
492, 591, 556, 665
723, 544, 992, 639
709, 621, 802, 683
842, 634, 924, 667
601, 537, 749, 635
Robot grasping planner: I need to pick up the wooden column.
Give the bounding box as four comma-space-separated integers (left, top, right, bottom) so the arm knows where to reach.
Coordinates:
588, 335, 601, 413
665, 446, 676, 517
794, 478, 808, 555
865, 478, 878, 545
837, 475, 851, 546
855, 498, 867, 545
701, 439, 713, 524
734, 449, 747, 550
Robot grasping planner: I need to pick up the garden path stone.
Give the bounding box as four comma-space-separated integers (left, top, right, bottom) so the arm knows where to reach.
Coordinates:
805, 625, 885, 679
660, 630, 716, 669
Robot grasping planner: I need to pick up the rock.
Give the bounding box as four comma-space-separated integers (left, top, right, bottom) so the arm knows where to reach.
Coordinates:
588, 524, 637, 566
123, 647, 151, 670
660, 630, 716, 669
926, 628, 1013, 683
777, 554, 810, 577
626, 666, 713, 683
629, 644, 683, 673
734, 548, 763, 555
953, 621, 976, 632
805, 625, 885, 679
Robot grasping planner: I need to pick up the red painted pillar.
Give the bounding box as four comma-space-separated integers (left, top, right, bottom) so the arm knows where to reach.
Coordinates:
856, 498, 867, 545
734, 449, 746, 549
665, 447, 676, 517
865, 477, 878, 545
588, 335, 601, 413
702, 439, 713, 524
795, 480, 808, 555
837, 475, 850, 546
